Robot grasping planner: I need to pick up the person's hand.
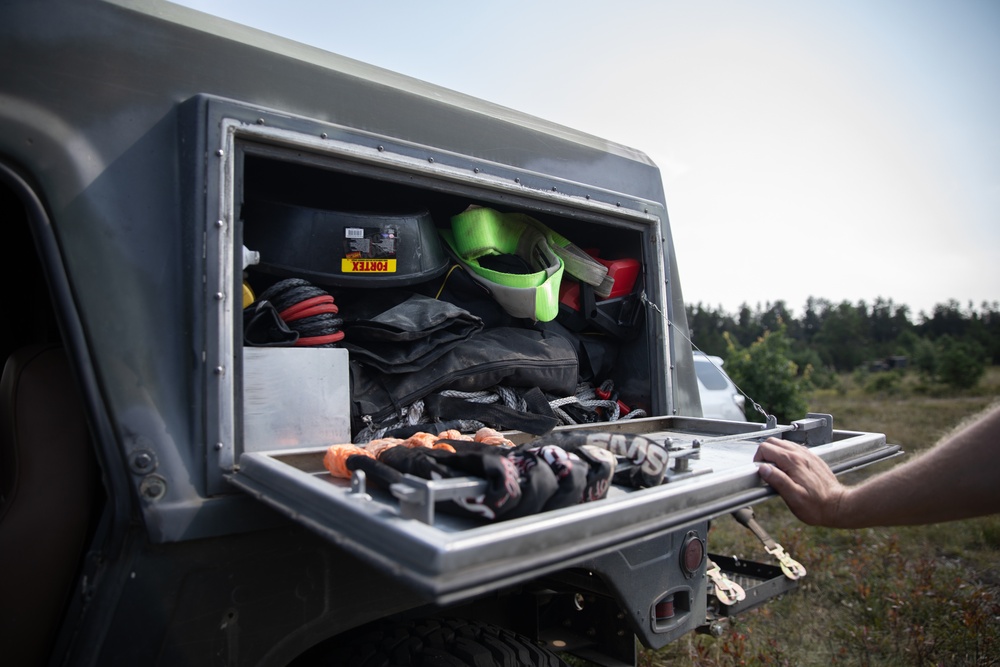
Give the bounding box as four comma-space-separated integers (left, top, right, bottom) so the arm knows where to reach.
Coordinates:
754, 437, 847, 527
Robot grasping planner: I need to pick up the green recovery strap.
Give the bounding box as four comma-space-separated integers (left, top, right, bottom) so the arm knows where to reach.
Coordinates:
441, 207, 565, 321
518, 216, 614, 297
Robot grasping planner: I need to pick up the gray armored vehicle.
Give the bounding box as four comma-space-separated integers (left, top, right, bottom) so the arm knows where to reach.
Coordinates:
0, 2, 898, 665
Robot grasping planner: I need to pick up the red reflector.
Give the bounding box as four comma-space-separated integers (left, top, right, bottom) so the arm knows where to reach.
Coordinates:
682, 535, 705, 574
655, 596, 675, 620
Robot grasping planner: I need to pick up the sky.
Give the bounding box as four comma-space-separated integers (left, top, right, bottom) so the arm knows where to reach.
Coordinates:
176, 0, 1000, 319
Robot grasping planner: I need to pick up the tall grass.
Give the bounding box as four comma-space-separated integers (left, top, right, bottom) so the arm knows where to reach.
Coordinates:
645, 367, 1000, 667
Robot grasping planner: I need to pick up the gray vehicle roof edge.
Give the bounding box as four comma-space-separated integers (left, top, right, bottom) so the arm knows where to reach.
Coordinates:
117, 0, 658, 167
0, 0, 667, 205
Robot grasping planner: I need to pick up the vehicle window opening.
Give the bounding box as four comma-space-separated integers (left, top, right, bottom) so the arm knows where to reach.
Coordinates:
0, 177, 105, 667
695, 359, 731, 391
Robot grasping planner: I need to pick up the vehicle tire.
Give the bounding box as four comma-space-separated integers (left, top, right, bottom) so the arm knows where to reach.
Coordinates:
296, 617, 570, 667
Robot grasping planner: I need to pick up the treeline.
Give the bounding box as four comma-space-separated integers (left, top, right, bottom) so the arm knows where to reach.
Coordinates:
685, 297, 1000, 400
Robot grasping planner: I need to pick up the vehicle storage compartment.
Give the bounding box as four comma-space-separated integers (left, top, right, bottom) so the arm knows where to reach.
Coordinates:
233, 143, 666, 450
210, 112, 900, 609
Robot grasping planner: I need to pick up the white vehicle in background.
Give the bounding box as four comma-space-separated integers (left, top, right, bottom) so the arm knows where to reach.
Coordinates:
694, 352, 748, 422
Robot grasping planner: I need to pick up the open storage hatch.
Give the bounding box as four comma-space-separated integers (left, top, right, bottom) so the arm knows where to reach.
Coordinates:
198, 99, 900, 605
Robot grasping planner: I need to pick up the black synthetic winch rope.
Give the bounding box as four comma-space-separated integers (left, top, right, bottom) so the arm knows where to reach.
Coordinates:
257, 278, 345, 347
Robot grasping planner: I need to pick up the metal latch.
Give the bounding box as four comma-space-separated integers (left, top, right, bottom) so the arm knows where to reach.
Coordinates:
389, 474, 489, 525
690, 413, 833, 448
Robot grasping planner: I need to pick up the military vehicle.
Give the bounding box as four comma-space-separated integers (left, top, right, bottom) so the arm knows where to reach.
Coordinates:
0, 2, 897, 665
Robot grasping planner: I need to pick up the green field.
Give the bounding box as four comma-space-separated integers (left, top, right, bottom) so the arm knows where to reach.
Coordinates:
646, 367, 1000, 667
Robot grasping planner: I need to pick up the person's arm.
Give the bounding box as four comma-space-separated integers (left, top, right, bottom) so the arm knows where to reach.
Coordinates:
753, 403, 1000, 528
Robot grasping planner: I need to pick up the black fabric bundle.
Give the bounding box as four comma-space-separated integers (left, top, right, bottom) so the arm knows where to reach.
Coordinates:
349, 327, 579, 433
338, 292, 483, 373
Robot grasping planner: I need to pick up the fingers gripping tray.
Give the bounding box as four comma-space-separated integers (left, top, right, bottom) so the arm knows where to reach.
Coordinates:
227, 415, 898, 604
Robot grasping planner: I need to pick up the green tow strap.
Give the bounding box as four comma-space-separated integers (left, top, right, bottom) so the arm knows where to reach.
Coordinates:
441, 207, 565, 321
518, 216, 614, 297
441, 207, 618, 321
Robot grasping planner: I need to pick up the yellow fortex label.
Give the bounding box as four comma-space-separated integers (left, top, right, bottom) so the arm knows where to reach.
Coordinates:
342, 258, 397, 274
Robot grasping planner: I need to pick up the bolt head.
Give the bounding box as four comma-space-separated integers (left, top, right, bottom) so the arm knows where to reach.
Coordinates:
139, 475, 167, 501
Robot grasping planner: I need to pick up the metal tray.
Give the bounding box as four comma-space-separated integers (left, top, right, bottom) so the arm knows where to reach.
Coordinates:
228, 415, 898, 603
